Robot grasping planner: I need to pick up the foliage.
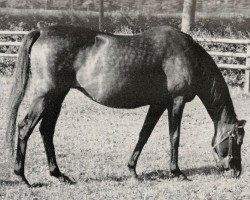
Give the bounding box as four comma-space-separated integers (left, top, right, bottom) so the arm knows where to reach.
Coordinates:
0, 0, 249, 14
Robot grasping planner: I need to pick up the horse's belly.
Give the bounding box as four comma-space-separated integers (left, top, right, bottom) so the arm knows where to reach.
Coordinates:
75, 69, 167, 108
74, 36, 168, 108
76, 75, 148, 108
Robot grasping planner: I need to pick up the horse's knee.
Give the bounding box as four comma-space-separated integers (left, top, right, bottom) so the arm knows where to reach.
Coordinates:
170, 132, 180, 146
17, 120, 30, 141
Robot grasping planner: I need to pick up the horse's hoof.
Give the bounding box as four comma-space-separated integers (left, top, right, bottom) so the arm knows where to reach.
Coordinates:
178, 174, 191, 181
16, 174, 32, 187
127, 175, 139, 184
128, 165, 138, 179
58, 174, 76, 185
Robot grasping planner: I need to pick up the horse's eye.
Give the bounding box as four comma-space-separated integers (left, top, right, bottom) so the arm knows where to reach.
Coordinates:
238, 128, 245, 135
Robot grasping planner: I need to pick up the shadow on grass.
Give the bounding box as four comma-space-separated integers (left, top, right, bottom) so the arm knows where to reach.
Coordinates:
78, 165, 222, 183
0, 179, 20, 186
183, 165, 220, 176
84, 176, 126, 183
139, 170, 170, 181
140, 165, 220, 181
31, 182, 50, 188
0, 179, 50, 188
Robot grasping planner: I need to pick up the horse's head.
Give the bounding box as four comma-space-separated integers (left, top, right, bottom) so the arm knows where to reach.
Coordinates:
212, 120, 246, 178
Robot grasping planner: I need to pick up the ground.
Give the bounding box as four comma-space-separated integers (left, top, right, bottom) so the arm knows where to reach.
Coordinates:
0, 76, 250, 200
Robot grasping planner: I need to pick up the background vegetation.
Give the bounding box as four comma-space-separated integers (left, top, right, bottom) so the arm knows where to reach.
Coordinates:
0, 0, 249, 14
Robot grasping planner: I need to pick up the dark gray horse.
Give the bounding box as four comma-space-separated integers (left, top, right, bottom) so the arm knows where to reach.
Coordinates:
5, 26, 246, 187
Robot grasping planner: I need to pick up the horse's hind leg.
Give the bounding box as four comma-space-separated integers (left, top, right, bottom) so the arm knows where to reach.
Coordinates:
39, 90, 75, 184
128, 105, 166, 178
14, 96, 46, 187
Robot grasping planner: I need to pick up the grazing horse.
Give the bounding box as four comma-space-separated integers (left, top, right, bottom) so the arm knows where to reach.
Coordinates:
5, 26, 246, 186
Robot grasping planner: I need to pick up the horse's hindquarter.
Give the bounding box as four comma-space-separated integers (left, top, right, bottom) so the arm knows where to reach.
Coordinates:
75, 34, 169, 108
30, 26, 97, 94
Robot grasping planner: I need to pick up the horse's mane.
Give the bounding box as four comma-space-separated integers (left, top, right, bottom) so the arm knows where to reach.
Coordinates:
195, 42, 237, 124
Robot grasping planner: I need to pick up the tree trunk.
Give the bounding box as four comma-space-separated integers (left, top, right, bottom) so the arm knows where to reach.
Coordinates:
137, 0, 145, 11
181, 0, 197, 33
99, 0, 104, 31
71, 0, 74, 10
45, 0, 53, 10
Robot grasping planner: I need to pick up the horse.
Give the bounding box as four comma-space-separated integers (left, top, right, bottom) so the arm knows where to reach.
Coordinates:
5, 25, 246, 187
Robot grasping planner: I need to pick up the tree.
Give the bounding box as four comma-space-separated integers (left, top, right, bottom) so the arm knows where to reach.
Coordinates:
137, 0, 145, 11
70, 0, 74, 10
0, 0, 7, 7
181, 0, 197, 33
45, 0, 53, 9
99, 0, 104, 31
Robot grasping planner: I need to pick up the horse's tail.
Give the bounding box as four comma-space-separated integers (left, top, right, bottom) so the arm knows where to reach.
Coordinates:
5, 30, 40, 156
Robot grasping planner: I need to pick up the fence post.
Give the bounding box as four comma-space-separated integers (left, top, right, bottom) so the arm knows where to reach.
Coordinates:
99, 0, 104, 31
245, 43, 250, 93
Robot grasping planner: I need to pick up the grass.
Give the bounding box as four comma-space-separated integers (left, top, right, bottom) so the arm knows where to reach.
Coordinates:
0, 76, 250, 199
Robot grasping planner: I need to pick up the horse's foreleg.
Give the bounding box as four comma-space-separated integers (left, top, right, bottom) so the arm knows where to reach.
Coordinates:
39, 91, 75, 184
168, 96, 187, 180
128, 105, 165, 178
14, 96, 46, 187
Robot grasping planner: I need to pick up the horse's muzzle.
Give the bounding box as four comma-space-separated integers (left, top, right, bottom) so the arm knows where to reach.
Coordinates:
213, 151, 242, 178
230, 158, 242, 178
219, 158, 242, 178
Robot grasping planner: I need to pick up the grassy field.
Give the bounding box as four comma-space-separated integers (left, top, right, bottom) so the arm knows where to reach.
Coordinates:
0, 76, 250, 199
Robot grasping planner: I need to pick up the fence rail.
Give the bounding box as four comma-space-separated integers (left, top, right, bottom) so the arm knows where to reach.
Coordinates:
0, 31, 250, 93
195, 37, 250, 93
0, 30, 27, 57
0, 30, 29, 35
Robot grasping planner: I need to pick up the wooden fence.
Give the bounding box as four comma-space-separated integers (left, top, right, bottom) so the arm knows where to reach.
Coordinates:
0, 30, 29, 57
0, 30, 250, 93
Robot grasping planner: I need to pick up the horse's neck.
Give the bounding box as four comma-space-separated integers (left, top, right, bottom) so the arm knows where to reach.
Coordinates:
197, 63, 237, 125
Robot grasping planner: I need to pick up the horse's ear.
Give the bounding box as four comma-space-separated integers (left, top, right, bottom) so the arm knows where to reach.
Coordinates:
95, 35, 104, 44
237, 120, 246, 128
95, 35, 109, 46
